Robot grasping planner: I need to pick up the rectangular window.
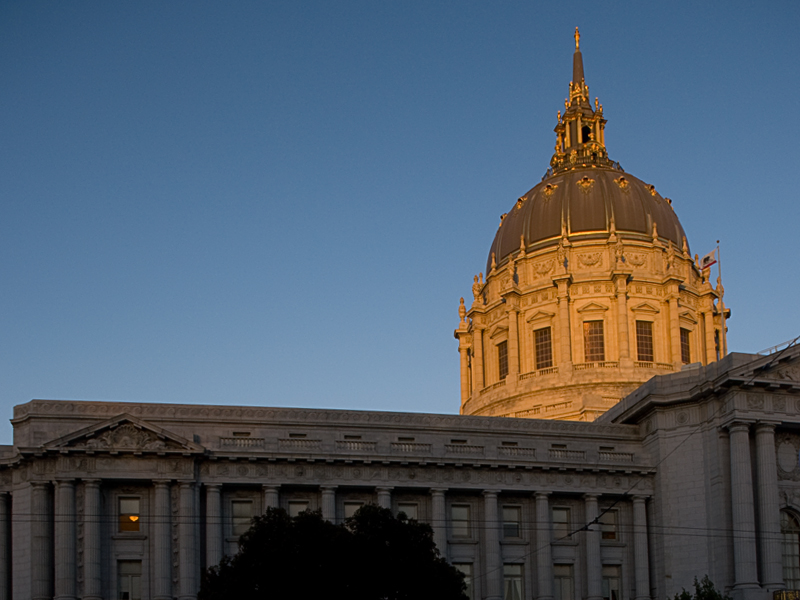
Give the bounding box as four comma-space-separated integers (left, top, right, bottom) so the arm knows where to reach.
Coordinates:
397, 503, 418, 520
453, 563, 474, 600
231, 500, 253, 536
118, 497, 140, 533
288, 500, 309, 517
503, 506, 521, 538
602, 565, 621, 600
552, 507, 571, 540
599, 510, 618, 541
451, 504, 470, 538
344, 502, 364, 519
503, 564, 523, 600
118, 560, 142, 600
584, 321, 605, 362
498, 341, 509, 380
534, 327, 553, 369
680, 328, 691, 364
636, 321, 654, 362
554, 565, 574, 600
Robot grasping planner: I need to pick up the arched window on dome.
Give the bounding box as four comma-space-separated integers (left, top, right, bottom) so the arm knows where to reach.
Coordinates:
781, 510, 800, 588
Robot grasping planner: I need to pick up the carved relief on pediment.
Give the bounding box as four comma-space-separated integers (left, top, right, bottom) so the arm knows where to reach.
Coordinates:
775, 365, 800, 382
70, 423, 177, 451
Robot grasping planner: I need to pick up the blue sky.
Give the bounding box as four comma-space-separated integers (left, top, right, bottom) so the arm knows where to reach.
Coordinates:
2, 2, 798, 444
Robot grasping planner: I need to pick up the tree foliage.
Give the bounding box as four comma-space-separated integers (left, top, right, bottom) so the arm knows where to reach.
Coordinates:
199, 504, 467, 600
673, 576, 731, 600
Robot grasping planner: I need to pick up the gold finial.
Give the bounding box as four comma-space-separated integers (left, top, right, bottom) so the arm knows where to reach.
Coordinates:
594, 97, 599, 110
574, 27, 580, 50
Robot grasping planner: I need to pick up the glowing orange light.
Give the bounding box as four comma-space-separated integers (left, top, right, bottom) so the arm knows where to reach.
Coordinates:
129, 516, 139, 522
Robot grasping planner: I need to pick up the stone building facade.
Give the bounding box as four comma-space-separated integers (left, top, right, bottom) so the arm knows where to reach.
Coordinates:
2, 348, 800, 600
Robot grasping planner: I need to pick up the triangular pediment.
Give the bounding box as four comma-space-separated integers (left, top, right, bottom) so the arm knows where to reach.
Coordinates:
679, 310, 697, 324
43, 414, 204, 454
527, 310, 555, 323
577, 302, 609, 313
631, 302, 660, 314
727, 346, 800, 388
489, 325, 509, 339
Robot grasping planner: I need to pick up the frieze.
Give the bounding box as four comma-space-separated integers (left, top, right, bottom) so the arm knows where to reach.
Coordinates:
746, 394, 766, 411
627, 253, 647, 267
577, 253, 602, 268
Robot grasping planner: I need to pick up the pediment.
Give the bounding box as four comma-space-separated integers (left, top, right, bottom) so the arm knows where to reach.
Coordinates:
490, 325, 508, 339
43, 414, 204, 454
679, 310, 698, 324
527, 310, 555, 323
577, 302, 608, 313
727, 347, 800, 388
631, 302, 660, 314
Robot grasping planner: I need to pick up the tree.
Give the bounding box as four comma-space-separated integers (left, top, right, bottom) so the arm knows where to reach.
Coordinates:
199, 504, 467, 600
673, 576, 732, 600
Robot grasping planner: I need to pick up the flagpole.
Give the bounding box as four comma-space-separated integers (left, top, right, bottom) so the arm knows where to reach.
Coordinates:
717, 239, 727, 357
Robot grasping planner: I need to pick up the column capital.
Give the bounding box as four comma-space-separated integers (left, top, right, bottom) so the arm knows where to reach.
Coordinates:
205, 483, 222, 490
177, 480, 195, 488
152, 479, 172, 488
375, 486, 394, 493
583, 492, 600, 500
482, 489, 499, 498
82, 478, 101, 486
30, 481, 49, 488
262, 484, 280, 491
754, 420, 780, 432
54, 478, 76, 486
534, 491, 551, 499
631, 494, 649, 503
320, 485, 337, 492
430, 487, 448, 495
727, 421, 754, 433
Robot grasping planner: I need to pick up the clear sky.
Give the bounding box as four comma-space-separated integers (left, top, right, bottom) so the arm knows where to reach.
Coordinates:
2, 1, 799, 445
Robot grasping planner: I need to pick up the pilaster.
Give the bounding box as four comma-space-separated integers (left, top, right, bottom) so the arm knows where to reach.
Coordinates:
483, 490, 502, 600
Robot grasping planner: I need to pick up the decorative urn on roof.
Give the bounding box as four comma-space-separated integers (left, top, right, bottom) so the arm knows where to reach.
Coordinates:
455, 30, 729, 421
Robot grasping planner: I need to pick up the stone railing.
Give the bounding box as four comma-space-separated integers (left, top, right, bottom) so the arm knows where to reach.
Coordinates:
445, 444, 484, 456
634, 361, 674, 370
574, 361, 619, 370
335, 440, 377, 452
480, 380, 506, 394
498, 446, 536, 458
549, 448, 586, 460
219, 437, 265, 448
278, 438, 322, 451
519, 366, 558, 380
391, 442, 432, 454
599, 451, 634, 462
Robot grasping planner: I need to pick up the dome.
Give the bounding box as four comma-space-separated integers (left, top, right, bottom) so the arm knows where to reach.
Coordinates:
487, 167, 688, 274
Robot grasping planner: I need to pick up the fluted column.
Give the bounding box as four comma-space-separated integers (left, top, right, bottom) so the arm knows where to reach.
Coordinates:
83, 480, 102, 600
179, 482, 197, 600
473, 327, 485, 390
728, 423, 759, 589
320, 486, 336, 522
704, 310, 717, 364
556, 279, 572, 368
430, 488, 447, 555
584, 494, 602, 600
535, 492, 554, 600
755, 423, 783, 589
668, 295, 681, 368
205, 485, 222, 568
54, 480, 76, 600
508, 308, 520, 380
153, 480, 172, 600
376, 487, 392, 510
0, 493, 8, 600
632, 496, 651, 600
263, 485, 280, 510
614, 273, 631, 365
483, 491, 502, 600
458, 336, 471, 404
31, 482, 52, 600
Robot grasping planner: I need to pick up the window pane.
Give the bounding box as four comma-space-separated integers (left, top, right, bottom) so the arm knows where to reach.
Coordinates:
782, 511, 800, 588
680, 328, 691, 364
344, 502, 363, 519
504, 564, 523, 600
119, 497, 140, 533
535, 327, 553, 369
397, 503, 418, 520
636, 321, 654, 362
118, 560, 142, 600
584, 321, 605, 362
498, 341, 509, 380
288, 500, 309, 517
552, 507, 571, 540
232, 500, 253, 536
454, 563, 473, 600
554, 565, 574, 600
452, 505, 470, 537
503, 506, 521, 538
599, 510, 617, 540
602, 565, 621, 600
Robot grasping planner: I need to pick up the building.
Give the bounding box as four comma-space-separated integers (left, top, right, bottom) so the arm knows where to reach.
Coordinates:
2, 31, 797, 600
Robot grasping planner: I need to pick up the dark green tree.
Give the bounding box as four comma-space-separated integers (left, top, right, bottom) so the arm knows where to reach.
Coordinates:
199, 504, 467, 600
673, 576, 732, 600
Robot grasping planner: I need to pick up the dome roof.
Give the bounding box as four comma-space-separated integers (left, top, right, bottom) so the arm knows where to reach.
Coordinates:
487, 167, 687, 273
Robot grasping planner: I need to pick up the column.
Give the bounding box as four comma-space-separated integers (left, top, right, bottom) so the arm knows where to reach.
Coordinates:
584, 494, 602, 600
615, 274, 631, 365
755, 423, 783, 589
31, 482, 52, 600
0, 493, 8, 600
376, 487, 392, 510
179, 482, 197, 600
483, 491, 502, 600
703, 310, 716, 364
54, 480, 76, 600
556, 279, 572, 368
459, 343, 471, 403
263, 485, 280, 510
508, 308, 520, 381
668, 295, 681, 368
205, 485, 222, 569
153, 480, 172, 600
535, 492, 554, 600
320, 486, 336, 522
430, 488, 447, 555
632, 496, 651, 600
728, 423, 759, 589
83, 480, 102, 600
473, 327, 485, 391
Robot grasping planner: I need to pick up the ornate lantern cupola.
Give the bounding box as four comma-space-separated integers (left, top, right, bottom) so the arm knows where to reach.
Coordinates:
550, 28, 613, 175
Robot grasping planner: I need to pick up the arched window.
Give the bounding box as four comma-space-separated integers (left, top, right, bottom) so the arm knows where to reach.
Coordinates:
781, 510, 800, 588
